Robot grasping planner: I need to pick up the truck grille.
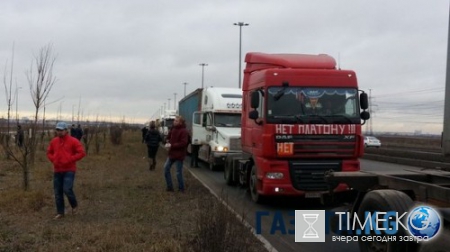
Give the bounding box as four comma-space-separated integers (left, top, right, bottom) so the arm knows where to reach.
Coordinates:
275, 134, 356, 157
229, 137, 241, 151
289, 161, 341, 191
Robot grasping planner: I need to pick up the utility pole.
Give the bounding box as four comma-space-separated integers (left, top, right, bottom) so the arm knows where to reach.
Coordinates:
443, 3, 450, 156
199, 63, 208, 88
369, 89, 373, 135
234, 22, 249, 89
173, 93, 177, 110
58, 101, 64, 121
168, 98, 171, 110
77, 96, 81, 124
183, 82, 188, 97
72, 104, 75, 123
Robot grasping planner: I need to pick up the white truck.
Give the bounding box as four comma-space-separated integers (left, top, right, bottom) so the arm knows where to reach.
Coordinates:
158, 109, 177, 143
178, 87, 242, 170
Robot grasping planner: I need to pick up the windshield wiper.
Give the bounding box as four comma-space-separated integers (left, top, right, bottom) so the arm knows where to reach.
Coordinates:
308, 114, 330, 123
272, 115, 297, 123
332, 115, 354, 124
294, 114, 306, 123
273, 82, 290, 101
273, 114, 307, 123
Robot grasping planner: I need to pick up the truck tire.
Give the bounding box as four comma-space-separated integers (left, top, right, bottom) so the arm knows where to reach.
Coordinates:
208, 150, 217, 171
209, 162, 216, 171
249, 165, 265, 204
357, 190, 418, 252
224, 164, 235, 186
224, 155, 235, 185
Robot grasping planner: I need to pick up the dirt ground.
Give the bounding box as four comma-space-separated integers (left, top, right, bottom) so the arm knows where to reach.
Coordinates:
0, 130, 265, 252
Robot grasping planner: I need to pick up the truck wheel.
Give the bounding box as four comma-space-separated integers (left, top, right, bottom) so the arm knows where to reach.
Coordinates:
224, 164, 235, 186
208, 150, 216, 171
249, 165, 265, 204
357, 190, 418, 252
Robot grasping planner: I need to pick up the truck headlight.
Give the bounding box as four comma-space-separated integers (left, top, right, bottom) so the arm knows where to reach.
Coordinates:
266, 172, 284, 179
214, 146, 228, 152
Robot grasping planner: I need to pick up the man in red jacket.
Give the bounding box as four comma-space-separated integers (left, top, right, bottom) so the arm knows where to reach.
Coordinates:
163, 116, 188, 192
47, 121, 86, 219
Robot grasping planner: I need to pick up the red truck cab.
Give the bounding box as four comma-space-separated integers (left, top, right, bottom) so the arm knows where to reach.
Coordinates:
240, 52, 370, 203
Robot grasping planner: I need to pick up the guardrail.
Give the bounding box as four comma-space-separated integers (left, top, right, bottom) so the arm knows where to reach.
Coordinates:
363, 148, 450, 171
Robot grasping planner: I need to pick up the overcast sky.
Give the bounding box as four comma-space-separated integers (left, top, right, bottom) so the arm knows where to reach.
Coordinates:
0, 0, 448, 134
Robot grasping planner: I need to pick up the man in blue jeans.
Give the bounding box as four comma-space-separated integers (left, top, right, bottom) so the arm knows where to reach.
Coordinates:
47, 122, 86, 219
164, 116, 188, 192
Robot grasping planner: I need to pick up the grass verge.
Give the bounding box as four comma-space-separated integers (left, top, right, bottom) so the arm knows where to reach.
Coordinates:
0, 130, 265, 252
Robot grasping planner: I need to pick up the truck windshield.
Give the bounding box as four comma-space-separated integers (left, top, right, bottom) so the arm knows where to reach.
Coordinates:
214, 113, 241, 127
266, 87, 360, 124
163, 118, 174, 128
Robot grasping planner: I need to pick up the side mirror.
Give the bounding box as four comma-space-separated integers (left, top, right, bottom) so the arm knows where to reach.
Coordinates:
250, 92, 260, 109
249, 110, 259, 120
202, 114, 207, 127
360, 111, 370, 120
249, 110, 262, 125
360, 93, 369, 110
206, 125, 216, 132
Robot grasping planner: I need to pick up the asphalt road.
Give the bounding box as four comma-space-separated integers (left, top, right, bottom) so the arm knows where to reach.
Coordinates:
183, 157, 448, 252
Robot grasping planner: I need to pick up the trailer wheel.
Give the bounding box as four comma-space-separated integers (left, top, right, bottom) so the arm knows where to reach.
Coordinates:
249, 165, 265, 204
357, 190, 418, 252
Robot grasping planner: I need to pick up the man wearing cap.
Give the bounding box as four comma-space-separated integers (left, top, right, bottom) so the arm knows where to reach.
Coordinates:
46, 121, 86, 220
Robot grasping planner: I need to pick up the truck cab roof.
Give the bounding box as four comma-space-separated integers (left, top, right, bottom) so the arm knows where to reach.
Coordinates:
245, 52, 336, 73
202, 87, 242, 113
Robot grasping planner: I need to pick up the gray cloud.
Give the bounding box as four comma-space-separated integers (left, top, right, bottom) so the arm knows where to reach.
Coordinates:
0, 0, 448, 134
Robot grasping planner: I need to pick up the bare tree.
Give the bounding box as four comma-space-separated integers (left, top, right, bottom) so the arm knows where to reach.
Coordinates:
1, 44, 15, 159
26, 44, 57, 167
1, 44, 57, 191
1, 45, 26, 190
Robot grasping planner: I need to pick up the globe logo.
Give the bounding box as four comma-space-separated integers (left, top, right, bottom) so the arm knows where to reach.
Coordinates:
407, 206, 441, 239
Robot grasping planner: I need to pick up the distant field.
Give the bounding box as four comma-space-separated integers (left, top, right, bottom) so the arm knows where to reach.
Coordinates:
363, 134, 450, 166
376, 135, 441, 151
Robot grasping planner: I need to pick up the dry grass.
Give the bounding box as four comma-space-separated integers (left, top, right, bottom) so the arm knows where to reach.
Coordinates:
0, 130, 265, 252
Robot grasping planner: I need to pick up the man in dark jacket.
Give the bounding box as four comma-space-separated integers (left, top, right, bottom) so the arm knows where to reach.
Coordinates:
16, 125, 24, 147
190, 132, 200, 168
75, 124, 83, 141
144, 121, 162, 170
70, 124, 76, 137
163, 116, 188, 192
141, 126, 149, 143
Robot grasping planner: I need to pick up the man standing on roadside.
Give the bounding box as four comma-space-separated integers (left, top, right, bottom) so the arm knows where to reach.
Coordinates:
141, 125, 149, 143
16, 125, 24, 147
190, 139, 200, 168
163, 116, 188, 192
46, 122, 86, 220
75, 124, 83, 141
144, 121, 162, 170
70, 124, 76, 137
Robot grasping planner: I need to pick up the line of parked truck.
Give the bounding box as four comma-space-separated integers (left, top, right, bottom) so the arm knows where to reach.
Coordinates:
152, 52, 450, 251
154, 52, 371, 204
